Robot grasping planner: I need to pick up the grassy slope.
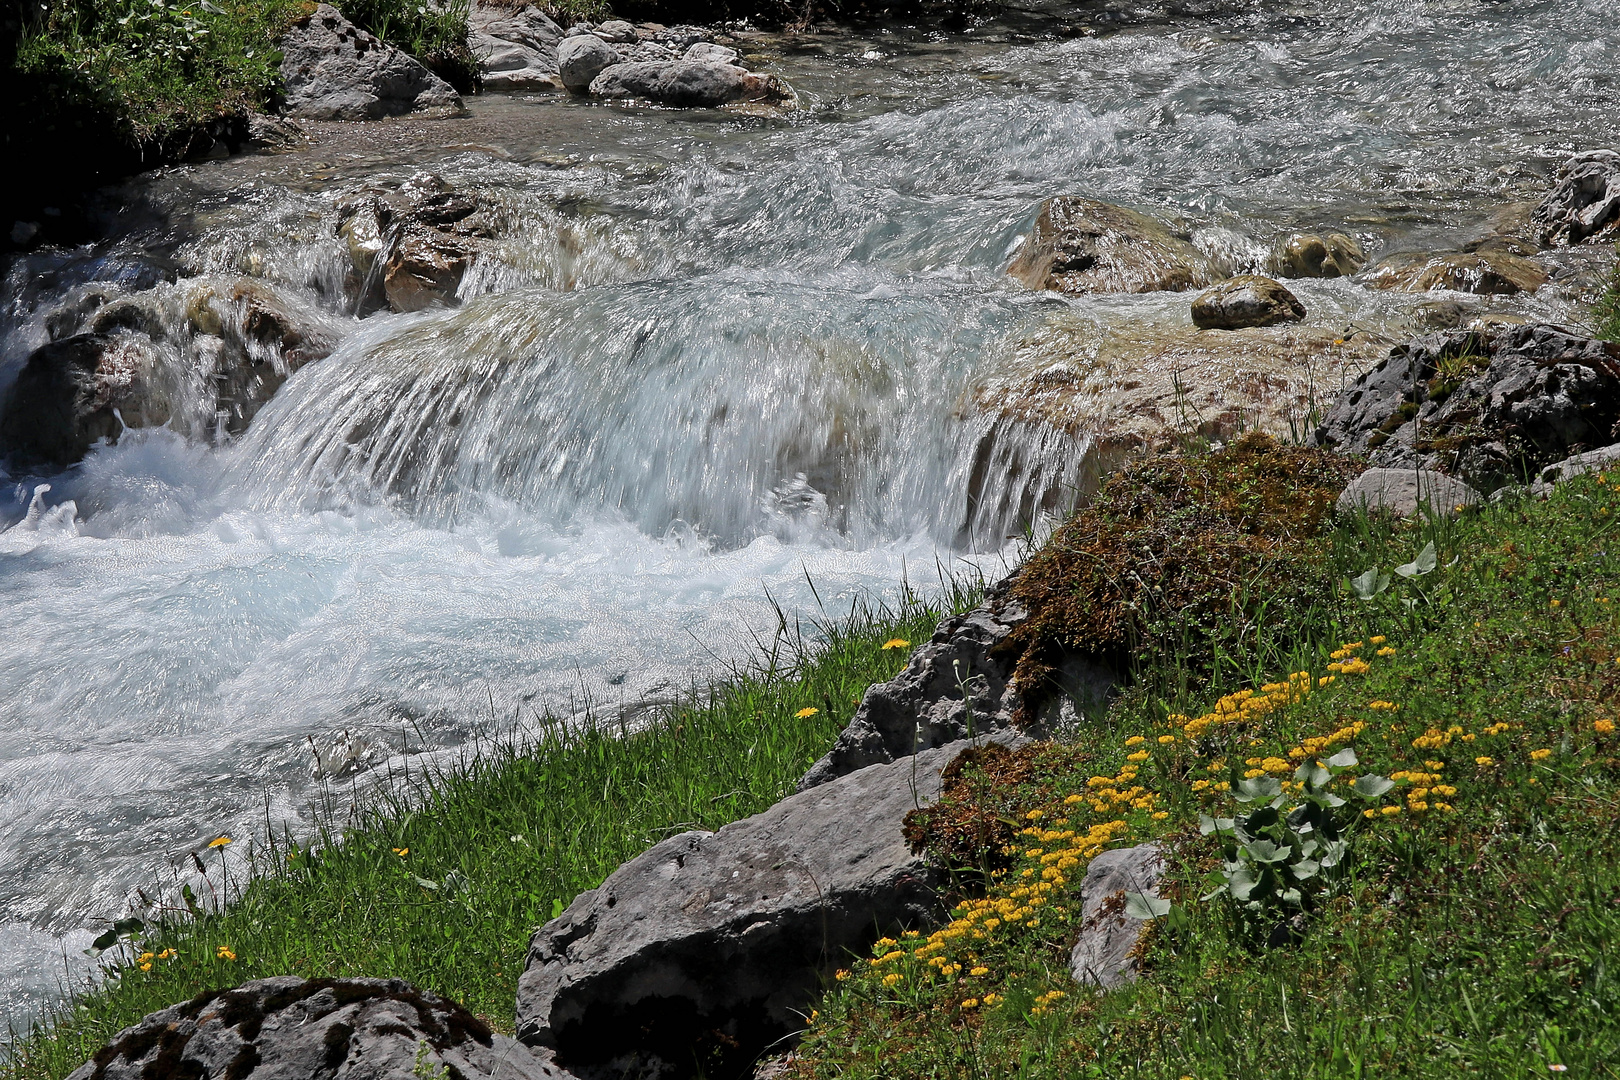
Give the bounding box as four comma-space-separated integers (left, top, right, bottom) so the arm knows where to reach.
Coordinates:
2, 581, 982, 1080
797, 466, 1620, 1078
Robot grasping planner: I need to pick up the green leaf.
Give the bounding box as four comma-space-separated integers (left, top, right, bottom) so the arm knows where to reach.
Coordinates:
1320, 839, 1349, 869
1395, 540, 1438, 578
1350, 568, 1391, 599
1291, 859, 1321, 881
1244, 839, 1291, 864
1236, 776, 1283, 803
1125, 892, 1173, 920
550, 898, 565, 920
1353, 774, 1395, 799
1325, 747, 1358, 769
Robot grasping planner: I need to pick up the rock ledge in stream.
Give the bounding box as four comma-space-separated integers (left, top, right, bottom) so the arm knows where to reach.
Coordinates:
1532, 149, 1620, 247
281, 5, 464, 121
798, 583, 1116, 791
69, 976, 570, 1080
516, 738, 1003, 1079
1007, 197, 1222, 295
589, 60, 789, 108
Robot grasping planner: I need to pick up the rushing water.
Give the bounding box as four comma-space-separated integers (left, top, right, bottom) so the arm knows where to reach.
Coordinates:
2, 0, 1617, 1029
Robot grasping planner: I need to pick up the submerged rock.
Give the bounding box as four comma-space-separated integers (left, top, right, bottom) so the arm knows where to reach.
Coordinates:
1069, 844, 1165, 991
1267, 232, 1365, 279
67, 976, 571, 1080
588, 60, 791, 108
1315, 324, 1620, 491
1189, 275, 1306, 330
1007, 197, 1223, 295
516, 739, 994, 1078
1336, 467, 1482, 518
280, 4, 464, 121
0, 334, 150, 467
558, 33, 621, 93
1365, 250, 1548, 296
335, 173, 500, 313
1532, 149, 1620, 246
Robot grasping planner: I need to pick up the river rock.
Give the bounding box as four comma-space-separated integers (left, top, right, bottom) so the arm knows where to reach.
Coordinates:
1069, 844, 1165, 991
336, 174, 499, 313
471, 4, 563, 91
280, 5, 464, 121
1267, 232, 1365, 279
588, 60, 790, 108
592, 18, 639, 43
1189, 275, 1305, 330
1315, 324, 1620, 491
516, 738, 993, 1078
0, 334, 155, 467
1530, 442, 1620, 495
384, 230, 478, 312
67, 976, 572, 1080
1532, 149, 1620, 246
1365, 250, 1548, 295
684, 41, 740, 64
1335, 467, 1482, 518
1007, 197, 1223, 295
557, 33, 621, 93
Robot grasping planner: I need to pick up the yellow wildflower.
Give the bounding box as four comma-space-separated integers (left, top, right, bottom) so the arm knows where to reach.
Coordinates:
208, 837, 231, 848
795, 707, 819, 718
216, 946, 236, 961
1124, 736, 1146, 747
882, 973, 902, 987
392, 847, 408, 856
1596, 719, 1616, 735
1530, 748, 1552, 761
881, 638, 910, 650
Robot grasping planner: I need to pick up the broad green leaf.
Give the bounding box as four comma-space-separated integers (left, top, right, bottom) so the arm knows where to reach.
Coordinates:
1236, 776, 1283, 802
1395, 540, 1438, 578
1353, 774, 1395, 799
1125, 891, 1173, 920
1325, 747, 1359, 768
1244, 839, 1290, 864
1291, 859, 1321, 881
1350, 568, 1391, 599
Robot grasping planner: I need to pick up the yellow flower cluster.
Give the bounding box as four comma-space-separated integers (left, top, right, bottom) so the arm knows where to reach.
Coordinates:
1171, 671, 1317, 740
1030, 989, 1068, 1016
1079, 761, 1157, 814
1411, 725, 1467, 750
135, 948, 177, 972
1597, 719, 1616, 735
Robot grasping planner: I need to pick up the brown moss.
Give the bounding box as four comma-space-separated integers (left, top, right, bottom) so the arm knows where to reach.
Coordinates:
998, 433, 1358, 707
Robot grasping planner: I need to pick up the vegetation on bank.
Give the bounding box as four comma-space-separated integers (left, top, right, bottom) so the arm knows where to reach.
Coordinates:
795, 455, 1620, 1077
1, 580, 982, 1080
1597, 255, 1620, 342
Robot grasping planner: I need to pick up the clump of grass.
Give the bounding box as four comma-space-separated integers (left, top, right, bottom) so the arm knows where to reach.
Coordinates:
1, 577, 982, 1080
1596, 253, 1620, 342
796, 463, 1620, 1079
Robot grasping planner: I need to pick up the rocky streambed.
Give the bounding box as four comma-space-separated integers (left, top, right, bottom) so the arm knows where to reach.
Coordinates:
3, 0, 1620, 1036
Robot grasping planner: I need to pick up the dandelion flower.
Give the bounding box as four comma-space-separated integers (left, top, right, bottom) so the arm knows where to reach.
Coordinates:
208, 837, 231, 848
1530, 748, 1552, 761
881, 638, 910, 650
795, 707, 819, 718
216, 946, 236, 961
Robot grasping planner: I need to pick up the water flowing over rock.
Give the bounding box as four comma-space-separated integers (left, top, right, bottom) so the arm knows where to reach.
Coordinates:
516, 739, 997, 1079
1007, 197, 1223, 295
1267, 232, 1365, 279
558, 34, 621, 93
1364, 250, 1548, 296
589, 61, 791, 108
280, 5, 465, 121
1190, 276, 1305, 330
1069, 844, 1165, 991
1335, 467, 1482, 518
471, 4, 564, 91
1533, 149, 1620, 246
1315, 325, 1620, 492
336, 174, 501, 313
68, 976, 571, 1080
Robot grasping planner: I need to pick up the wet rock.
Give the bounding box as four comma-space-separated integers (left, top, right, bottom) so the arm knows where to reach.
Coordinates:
196, 279, 340, 426
1530, 442, 1620, 495
588, 61, 791, 108
516, 738, 992, 1079
1007, 197, 1223, 295
623, 40, 677, 62
0, 334, 155, 467
67, 976, 572, 1080
592, 18, 639, 43
243, 114, 308, 153
1315, 324, 1620, 492
1267, 232, 1365, 279
280, 5, 464, 121
1335, 467, 1482, 518
1070, 844, 1165, 991
799, 581, 1113, 789
684, 41, 739, 64
384, 229, 477, 312
1365, 250, 1548, 296
471, 5, 564, 91
1532, 149, 1620, 247
557, 33, 621, 93
1190, 275, 1306, 330
336, 174, 499, 313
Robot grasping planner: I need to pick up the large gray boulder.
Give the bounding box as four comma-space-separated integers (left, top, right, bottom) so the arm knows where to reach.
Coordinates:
1316, 324, 1620, 492
1069, 844, 1165, 991
471, 4, 563, 91
1190, 275, 1305, 330
1336, 467, 1482, 518
587, 60, 791, 108
1007, 197, 1223, 295
1530, 442, 1620, 495
557, 33, 620, 93
281, 5, 464, 121
797, 584, 1115, 790
1533, 149, 1620, 246
68, 976, 572, 1080
516, 738, 996, 1078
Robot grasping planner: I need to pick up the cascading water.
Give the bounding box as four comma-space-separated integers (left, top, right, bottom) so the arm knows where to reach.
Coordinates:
3, 0, 1618, 1030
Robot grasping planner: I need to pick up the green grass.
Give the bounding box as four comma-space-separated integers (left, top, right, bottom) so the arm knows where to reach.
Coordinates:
1596, 255, 1620, 342
1, 576, 983, 1080
798, 463, 1620, 1078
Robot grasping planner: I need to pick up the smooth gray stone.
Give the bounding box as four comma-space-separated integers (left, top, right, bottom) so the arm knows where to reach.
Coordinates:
516, 737, 1006, 1076
1069, 844, 1165, 991
280, 5, 463, 121
1336, 467, 1483, 518
471, 5, 563, 90
67, 976, 574, 1080
1531, 442, 1620, 495
557, 34, 620, 93
587, 60, 787, 108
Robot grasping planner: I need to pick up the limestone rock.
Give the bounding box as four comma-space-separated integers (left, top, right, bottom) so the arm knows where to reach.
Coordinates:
1530, 442, 1620, 495
280, 5, 464, 121
384, 230, 477, 312
1365, 250, 1548, 296
470, 5, 562, 91
1267, 232, 1365, 279
1007, 197, 1223, 295
1532, 149, 1620, 246
1315, 324, 1620, 492
557, 33, 621, 93
592, 18, 639, 43
1335, 467, 1482, 518
516, 739, 993, 1077
1070, 844, 1165, 991
684, 41, 740, 64
588, 61, 791, 108
1190, 275, 1306, 330
66, 976, 572, 1080
243, 114, 308, 153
